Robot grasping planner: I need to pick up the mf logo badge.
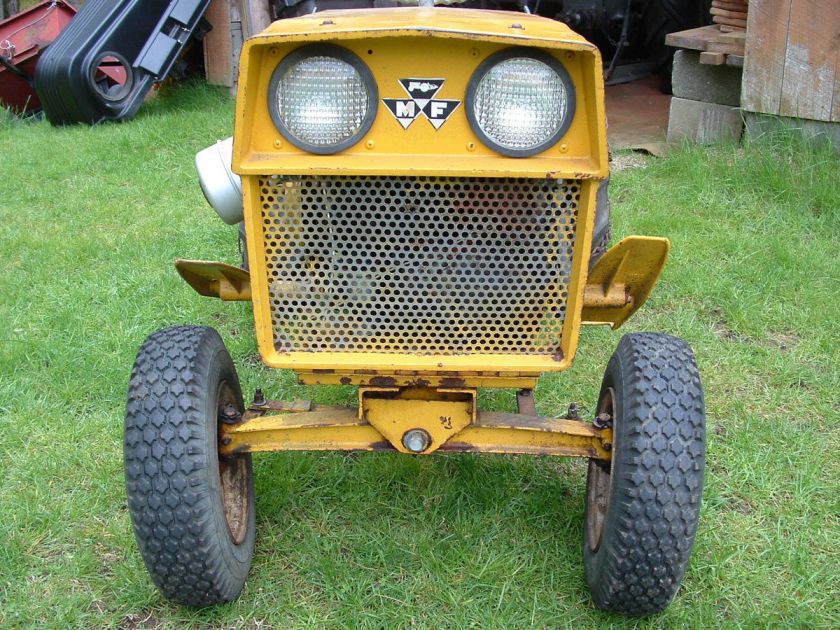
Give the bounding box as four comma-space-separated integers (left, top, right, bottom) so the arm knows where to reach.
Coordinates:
383, 78, 460, 130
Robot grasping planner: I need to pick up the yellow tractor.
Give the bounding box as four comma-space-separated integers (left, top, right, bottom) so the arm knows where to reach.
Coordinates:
124, 5, 705, 615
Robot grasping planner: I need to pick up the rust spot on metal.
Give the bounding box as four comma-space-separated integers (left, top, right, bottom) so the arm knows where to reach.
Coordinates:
340, 376, 352, 385
439, 377, 466, 388
312, 368, 335, 374
369, 376, 397, 387
408, 378, 431, 388
437, 442, 476, 452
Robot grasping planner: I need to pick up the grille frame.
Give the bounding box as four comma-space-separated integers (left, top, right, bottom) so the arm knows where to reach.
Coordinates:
243, 174, 599, 376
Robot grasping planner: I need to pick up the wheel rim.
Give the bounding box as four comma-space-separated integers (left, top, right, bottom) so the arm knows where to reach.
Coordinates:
217, 382, 250, 545
586, 387, 615, 552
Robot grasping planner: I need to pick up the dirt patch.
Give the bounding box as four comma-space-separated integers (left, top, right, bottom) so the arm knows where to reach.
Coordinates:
242, 352, 263, 367
711, 307, 745, 342
733, 495, 754, 515
766, 330, 801, 352
610, 152, 649, 172
120, 611, 164, 630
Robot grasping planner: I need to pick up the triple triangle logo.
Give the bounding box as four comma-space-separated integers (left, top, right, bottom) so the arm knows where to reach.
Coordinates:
382, 78, 461, 130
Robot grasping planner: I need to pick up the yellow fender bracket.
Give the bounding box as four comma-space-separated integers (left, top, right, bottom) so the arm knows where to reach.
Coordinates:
175, 259, 251, 301
581, 236, 669, 329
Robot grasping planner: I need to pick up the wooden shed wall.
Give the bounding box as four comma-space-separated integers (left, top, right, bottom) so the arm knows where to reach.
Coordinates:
742, 0, 840, 123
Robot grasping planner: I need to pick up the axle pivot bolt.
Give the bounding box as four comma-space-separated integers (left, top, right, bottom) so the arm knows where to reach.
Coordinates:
402, 428, 432, 454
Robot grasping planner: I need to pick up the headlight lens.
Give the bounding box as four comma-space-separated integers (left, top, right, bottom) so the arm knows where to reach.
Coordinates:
467, 49, 575, 157
268, 45, 377, 154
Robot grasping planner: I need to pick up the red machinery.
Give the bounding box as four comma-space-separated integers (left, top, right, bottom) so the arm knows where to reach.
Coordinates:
0, 0, 77, 113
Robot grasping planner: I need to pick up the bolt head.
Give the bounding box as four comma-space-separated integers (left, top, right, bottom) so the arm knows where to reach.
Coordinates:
402, 429, 432, 453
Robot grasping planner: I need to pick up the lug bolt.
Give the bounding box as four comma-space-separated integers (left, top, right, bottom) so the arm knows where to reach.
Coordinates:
253, 388, 266, 406
219, 403, 242, 425
593, 413, 613, 430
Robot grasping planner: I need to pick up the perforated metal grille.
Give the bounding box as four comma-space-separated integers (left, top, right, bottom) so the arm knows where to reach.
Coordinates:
258, 176, 579, 355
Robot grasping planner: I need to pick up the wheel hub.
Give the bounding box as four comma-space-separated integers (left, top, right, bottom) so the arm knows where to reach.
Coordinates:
586, 387, 615, 551
218, 382, 250, 545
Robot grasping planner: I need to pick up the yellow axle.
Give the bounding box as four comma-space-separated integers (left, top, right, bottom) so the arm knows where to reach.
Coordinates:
219, 388, 612, 460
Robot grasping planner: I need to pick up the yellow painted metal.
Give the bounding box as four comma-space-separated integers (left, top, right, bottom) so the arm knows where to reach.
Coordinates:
296, 372, 538, 389
232, 8, 608, 178
447, 412, 612, 459
581, 236, 670, 328
175, 259, 251, 301
222, 406, 386, 454
226, 7, 616, 384
219, 402, 612, 460
244, 175, 597, 381
360, 387, 475, 453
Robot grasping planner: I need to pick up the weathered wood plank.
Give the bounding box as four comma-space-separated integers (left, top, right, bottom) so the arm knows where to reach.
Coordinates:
711, 7, 748, 21
204, 0, 234, 87
238, 0, 272, 39
833, 53, 840, 122
778, 0, 838, 121
712, 0, 748, 11
700, 51, 727, 65
707, 31, 746, 55
665, 25, 723, 52
742, 0, 793, 115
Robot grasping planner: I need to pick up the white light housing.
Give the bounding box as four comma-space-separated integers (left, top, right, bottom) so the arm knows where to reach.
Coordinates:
195, 137, 243, 225
268, 45, 377, 154
467, 49, 575, 157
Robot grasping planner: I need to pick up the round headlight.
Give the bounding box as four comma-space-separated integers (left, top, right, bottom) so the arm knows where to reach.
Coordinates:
268, 45, 377, 154
466, 48, 575, 157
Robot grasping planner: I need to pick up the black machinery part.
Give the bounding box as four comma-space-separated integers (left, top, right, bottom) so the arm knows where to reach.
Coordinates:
272, 1, 709, 89
34, 0, 212, 125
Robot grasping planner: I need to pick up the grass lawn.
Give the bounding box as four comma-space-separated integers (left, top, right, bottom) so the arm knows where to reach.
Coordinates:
1, 83, 838, 628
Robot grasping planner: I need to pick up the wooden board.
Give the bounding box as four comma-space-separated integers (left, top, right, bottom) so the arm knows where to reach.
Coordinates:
712, 1, 748, 11
711, 15, 747, 30
779, 0, 838, 121
742, 0, 840, 122
707, 31, 746, 54
711, 7, 748, 20
665, 24, 745, 55
700, 51, 726, 65
204, 0, 233, 86
665, 25, 723, 51
238, 0, 271, 38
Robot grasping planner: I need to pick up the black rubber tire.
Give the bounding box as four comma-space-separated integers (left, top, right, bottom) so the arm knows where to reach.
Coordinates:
590, 178, 612, 267
584, 332, 705, 615
124, 326, 255, 606
238, 222, 249, 272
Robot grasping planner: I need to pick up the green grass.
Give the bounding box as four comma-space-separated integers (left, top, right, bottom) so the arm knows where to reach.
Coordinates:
1, 84, 838, 628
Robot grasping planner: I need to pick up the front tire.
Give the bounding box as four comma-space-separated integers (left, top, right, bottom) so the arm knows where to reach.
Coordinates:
584, 333, 705, 615
124, 326, 255, 606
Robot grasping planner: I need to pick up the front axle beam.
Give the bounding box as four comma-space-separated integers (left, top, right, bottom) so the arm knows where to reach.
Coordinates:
220, 401, 612, 461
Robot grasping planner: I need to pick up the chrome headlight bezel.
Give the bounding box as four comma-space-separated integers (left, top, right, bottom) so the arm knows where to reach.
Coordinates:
465, 48, 576, 158
267, 44, 378, 155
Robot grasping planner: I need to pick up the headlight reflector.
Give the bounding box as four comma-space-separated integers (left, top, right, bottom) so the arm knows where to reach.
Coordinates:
467, 49, 575, 157
268, 45, 377, 154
